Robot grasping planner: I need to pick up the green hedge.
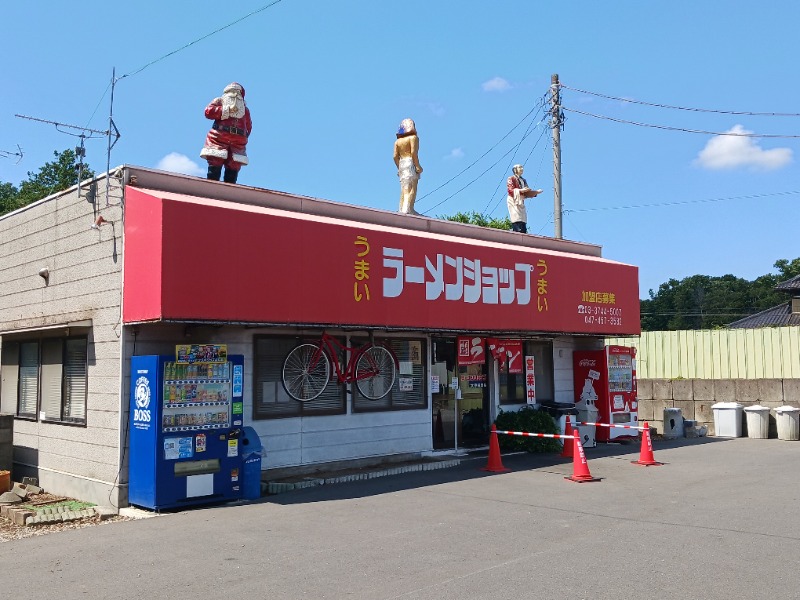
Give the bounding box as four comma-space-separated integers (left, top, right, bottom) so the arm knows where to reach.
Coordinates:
494, 407, 562, 454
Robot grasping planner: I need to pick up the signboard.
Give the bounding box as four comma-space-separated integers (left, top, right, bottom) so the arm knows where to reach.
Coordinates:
124, 188, 640, 335
488, 339, 523, 374
175, 344, 228, 364
457, 336, 485, 366
525, 355, 536, 405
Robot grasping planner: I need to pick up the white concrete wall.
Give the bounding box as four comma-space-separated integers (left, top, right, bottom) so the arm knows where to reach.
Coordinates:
126, 325, 432, 472
0, 175, 125, 507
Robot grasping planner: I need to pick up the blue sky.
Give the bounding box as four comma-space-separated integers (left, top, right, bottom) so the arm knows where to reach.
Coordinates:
2, 1, 798, 298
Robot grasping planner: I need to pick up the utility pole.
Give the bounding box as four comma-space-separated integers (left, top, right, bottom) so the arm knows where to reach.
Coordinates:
550, 73, 563, 239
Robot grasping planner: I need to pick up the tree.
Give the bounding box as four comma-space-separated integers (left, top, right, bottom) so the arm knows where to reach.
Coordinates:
0, 182, 19, 215
0, 149, 93, 216
640, 258, 800, 331
440, 211, 511, 230
774, 258, 800, 280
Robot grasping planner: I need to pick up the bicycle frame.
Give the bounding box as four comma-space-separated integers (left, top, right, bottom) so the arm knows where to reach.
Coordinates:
316, 332, 381, 384
282, 331, 399, 402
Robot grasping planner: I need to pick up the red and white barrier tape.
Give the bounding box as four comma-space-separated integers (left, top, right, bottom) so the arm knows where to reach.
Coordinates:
575, 421, 645, 431
494, 430, 577, 440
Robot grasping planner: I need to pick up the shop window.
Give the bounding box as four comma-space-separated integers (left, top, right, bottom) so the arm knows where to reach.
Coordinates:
499, 340, 554, 405
353, 338, 427, 412
253, 335, 346, 420
0, 337, 88, 424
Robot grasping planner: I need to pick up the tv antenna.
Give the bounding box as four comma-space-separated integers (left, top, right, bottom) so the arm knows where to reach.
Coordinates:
0, 145, 24, 164
16, 68, 121, 202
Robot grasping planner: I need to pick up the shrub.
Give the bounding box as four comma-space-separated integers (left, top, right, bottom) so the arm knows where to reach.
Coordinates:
494, 407, 562, 454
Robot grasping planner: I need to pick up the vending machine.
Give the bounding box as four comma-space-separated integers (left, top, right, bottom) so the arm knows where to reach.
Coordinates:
572, 346, 637, 442
129, 345, 245, 510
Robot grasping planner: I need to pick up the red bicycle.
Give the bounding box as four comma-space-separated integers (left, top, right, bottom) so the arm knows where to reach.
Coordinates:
282, 332, 398, 402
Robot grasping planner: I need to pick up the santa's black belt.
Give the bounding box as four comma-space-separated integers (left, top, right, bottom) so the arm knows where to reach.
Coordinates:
212, 123, 247, 136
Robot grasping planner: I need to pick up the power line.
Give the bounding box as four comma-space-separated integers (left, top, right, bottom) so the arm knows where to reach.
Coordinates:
80, 1, 286, 130
119, 0, 286, 80
482, 113, 549, 215
562, 106, 800, 138
84, 82, 112, 129
417, 94, 547, 206
421, 121, 547, 216
566, 190, 800, 213
560, 83, 800, 117
640, 312, 757, 317
485, 120, 550, 217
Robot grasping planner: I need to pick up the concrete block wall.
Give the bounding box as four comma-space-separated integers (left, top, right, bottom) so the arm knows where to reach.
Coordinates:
638, 379, 800, 437
0, 174, 125, 507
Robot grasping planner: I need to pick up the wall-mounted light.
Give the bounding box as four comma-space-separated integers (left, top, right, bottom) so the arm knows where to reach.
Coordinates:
38, 267, 50, 285
91, 215, 108, 229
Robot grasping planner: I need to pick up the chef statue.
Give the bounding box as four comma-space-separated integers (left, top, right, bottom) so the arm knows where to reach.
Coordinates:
200, 82, 252, 184
506, 164, 542, 233
393, 118, 423, 215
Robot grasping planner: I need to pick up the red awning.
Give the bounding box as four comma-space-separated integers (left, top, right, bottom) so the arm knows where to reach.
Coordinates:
123, 186, 640, 335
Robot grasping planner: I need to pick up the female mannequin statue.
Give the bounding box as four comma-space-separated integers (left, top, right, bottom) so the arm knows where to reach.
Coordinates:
393, 118, 423, 214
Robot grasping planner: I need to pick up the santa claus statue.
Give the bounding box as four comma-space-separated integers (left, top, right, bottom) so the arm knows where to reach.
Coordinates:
200, 82, 252, 184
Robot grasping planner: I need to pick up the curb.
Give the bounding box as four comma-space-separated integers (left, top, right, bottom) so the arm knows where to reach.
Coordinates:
266, 458, 461, 495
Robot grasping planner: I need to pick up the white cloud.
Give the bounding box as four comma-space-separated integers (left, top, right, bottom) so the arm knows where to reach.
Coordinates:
156, 152, 205, 176
482, 77, 511, 93
444, 148, 464, 160
694, 125, 793, 171
420, 101, 445, 117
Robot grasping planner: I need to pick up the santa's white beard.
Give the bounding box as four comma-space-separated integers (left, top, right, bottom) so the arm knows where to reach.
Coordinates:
221, 93, 245, 120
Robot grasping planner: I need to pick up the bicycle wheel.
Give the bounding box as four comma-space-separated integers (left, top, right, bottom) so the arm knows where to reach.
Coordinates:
355, 345, 397, 400
282, 343, 331, 402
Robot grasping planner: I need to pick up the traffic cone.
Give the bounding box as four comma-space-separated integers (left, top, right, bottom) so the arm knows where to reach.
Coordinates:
566, 431, 599, 482
632, 422, 663, 466
561, 415, 574, 458
481, 424, 510, 472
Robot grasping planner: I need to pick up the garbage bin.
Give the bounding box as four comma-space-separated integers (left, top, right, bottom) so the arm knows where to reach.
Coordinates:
240, 426, 265, 500
743, 405, 770, 439
577, 406, 599, 448
663, 407, 684, 439
537, 400, 578, 447
775, 406, 800, 441
711, 402, 743, 438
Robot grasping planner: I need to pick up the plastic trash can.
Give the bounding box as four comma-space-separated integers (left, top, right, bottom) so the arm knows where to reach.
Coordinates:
775, 406, 800, 441
711, 402, 743, 438
663, 407, 684, 439
743, 405, 770, 439
240, 426, 265, 500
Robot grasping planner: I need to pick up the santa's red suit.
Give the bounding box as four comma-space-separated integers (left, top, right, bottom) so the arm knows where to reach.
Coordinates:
200, 82, 252, 183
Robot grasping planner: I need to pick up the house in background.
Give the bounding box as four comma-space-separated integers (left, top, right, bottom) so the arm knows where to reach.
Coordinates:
728, 275, 800, 329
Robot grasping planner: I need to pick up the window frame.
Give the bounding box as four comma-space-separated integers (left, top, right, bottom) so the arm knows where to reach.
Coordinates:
0, 334, 88, 426
352, 337, 428, 413
252, 334, 347, 420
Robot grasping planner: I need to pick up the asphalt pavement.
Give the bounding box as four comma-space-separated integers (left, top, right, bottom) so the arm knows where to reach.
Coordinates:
2, 437, 799, 599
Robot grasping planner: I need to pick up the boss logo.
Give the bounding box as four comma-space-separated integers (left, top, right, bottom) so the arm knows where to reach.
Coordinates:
134, 376, 152, 424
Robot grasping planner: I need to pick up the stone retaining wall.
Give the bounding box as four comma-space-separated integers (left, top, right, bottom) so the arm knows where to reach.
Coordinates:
638, 379, 800, 437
